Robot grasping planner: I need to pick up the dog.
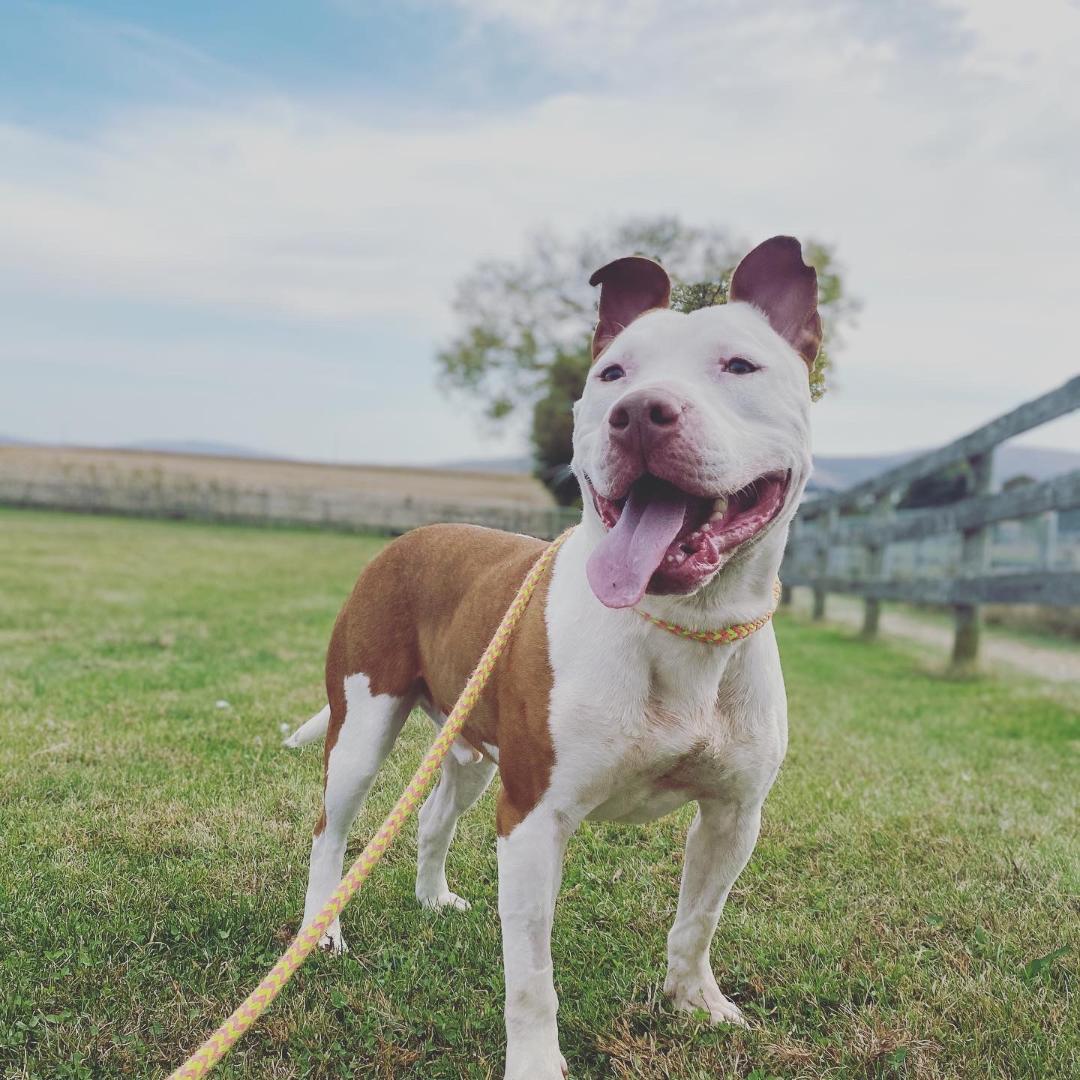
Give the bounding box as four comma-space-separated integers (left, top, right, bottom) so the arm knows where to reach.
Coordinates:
286, 236, 820, 1078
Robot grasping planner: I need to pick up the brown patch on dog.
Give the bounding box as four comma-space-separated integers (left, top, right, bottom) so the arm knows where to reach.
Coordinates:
319, 524, 558, 839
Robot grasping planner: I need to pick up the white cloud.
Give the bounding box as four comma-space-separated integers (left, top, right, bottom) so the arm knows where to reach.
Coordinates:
2, 0, 1078, 459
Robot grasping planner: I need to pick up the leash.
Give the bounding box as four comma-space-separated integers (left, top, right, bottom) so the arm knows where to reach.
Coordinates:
635, 579, 783, 644
168, 527, 573, 1079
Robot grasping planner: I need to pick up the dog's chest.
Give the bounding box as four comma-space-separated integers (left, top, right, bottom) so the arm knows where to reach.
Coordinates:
584, 691, 772, 824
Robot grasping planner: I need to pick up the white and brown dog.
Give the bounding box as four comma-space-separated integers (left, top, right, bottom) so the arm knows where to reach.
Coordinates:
287, 236, 821, 1079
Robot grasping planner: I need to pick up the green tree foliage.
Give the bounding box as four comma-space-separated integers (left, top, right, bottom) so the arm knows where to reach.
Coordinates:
437, 217, 858, 502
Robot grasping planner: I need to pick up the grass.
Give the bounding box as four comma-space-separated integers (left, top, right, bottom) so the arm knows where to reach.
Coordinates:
1, 508, 1077, 1079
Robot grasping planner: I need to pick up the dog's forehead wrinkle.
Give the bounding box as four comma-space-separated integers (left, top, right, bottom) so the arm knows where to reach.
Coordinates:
620, 304, 791, 373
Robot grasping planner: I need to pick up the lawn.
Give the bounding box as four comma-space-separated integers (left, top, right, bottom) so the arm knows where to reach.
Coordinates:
0, 508, 1076, 1079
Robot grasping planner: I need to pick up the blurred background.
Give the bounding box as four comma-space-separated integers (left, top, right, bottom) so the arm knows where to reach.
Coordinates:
2, 1, 1078, 640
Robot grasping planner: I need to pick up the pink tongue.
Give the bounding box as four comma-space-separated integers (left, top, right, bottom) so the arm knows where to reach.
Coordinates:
587, 484, 690, 608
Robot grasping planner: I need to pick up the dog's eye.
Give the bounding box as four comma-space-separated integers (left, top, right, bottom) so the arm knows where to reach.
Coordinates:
599, 364, 625, 382
725, 357, 758, 375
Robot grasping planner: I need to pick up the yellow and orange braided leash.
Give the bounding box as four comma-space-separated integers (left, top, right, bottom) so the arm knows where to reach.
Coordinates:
168, 530, 779, 1078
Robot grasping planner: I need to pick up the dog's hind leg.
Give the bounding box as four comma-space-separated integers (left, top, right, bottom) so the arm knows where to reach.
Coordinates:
300, 672, 411, 954
415, 753, 497, 910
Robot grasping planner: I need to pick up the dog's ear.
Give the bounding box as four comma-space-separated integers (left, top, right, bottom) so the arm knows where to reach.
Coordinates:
729, 236, 821, 369
589, 256, 671, 361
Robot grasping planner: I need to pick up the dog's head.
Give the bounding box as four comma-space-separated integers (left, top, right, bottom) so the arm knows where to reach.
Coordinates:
572, 236, 819, 609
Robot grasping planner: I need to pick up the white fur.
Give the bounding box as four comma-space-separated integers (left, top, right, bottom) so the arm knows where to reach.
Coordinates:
283, 704, 330, 748
496, 300, 810, 1073
293, 297, 812, 1077
299, 673, 410, 953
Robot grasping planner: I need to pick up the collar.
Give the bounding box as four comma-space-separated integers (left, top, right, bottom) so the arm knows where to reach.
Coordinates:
634, 580, 782, 645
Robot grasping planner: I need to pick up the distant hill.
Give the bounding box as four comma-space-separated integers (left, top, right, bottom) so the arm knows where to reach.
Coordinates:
437, 445, 1080, 494
6, 437, 1076, 492
0, 436, 280, 459
435, 455, 534, 474
122, 439, 281, 460
809, 445, 1080, 493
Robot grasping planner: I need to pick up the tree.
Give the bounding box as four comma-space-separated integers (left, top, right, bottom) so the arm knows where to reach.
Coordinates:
897, 462, 973, 509
1002, 474, 1036, 491
437, 217, 858, 503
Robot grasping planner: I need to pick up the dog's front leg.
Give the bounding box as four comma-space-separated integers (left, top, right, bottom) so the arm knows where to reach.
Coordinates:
497, 802, 575, 1080
664, 797, 762, 1027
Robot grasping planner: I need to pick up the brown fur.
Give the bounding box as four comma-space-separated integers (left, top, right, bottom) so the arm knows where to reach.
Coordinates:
320, 524, 557, 838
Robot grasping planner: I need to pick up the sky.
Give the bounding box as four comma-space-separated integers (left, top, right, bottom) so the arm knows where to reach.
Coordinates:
2, 0, 1078, 465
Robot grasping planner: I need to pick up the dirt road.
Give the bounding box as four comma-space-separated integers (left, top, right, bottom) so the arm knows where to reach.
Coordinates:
787, 590, 1080, 683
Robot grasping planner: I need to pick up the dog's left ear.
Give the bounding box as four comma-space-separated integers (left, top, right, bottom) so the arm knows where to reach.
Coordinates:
729, 236, 822, 368
589, 256, 671, 361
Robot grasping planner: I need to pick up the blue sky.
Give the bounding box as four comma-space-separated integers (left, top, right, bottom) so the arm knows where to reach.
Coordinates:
2, 0, 1078, 463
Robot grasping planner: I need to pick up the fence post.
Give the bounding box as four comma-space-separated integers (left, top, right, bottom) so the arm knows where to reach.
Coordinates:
780, 519, 797, 608
861, 493, 892, 639
812, 507, 836, 621
1042, 510, 1058, 569
951, 451, 994, 670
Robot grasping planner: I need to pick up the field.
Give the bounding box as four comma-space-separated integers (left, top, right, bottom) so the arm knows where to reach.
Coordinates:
1, 509, 1077, 1079
0, 445, 556, 509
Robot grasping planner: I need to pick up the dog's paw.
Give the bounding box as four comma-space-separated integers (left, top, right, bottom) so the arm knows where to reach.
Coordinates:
504, 1053, 566, 1080
418, 890, 471, 911
665, 978, 748, 1028
317, 925, 349, 956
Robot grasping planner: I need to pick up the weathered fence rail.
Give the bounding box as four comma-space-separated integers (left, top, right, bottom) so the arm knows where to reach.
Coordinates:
782, 374, 1080, 668
0, 475, 580, 540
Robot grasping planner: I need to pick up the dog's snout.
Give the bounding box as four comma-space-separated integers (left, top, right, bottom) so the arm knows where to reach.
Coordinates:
608, 389, 686, 443
647, 398, 681, 427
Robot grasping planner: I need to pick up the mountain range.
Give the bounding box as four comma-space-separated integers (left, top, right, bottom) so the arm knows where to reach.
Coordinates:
3, 438, 1077, 492
438, 446, 1080, 492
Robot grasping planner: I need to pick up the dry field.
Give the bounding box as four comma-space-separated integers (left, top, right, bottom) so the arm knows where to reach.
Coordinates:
0, 445, 555, 510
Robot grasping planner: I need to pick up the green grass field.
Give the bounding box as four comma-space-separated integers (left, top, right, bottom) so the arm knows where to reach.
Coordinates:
1, 509, 1077, 1079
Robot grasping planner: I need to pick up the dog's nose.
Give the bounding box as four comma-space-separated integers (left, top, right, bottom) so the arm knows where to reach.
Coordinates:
608, 389, 685, 445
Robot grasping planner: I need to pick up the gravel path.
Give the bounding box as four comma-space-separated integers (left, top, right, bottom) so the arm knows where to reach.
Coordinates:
787, 591, 1080, 684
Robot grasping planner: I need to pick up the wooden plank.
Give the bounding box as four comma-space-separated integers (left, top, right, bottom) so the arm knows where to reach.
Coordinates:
800, 375, 1080, 518
817, 469, 1080, 546
781, 570, 1080, 607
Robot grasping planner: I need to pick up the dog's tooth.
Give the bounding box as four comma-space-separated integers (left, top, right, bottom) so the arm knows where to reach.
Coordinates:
710, 496, 729, 518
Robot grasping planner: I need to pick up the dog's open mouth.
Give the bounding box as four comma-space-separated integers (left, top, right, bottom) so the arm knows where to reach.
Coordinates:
584, 471, 790, 608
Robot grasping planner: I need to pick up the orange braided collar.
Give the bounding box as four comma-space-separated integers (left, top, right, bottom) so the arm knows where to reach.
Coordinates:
634, 580, 783, 645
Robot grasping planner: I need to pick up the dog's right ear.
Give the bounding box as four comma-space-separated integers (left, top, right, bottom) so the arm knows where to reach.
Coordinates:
589, 256, 671, 361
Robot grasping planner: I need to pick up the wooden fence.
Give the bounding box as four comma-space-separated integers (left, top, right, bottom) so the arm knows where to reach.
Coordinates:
0, 473, 581, 541
780, 374, 1080, 668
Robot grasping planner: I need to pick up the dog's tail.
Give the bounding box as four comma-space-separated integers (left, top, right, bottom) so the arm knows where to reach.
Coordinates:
283, 704, 331, 748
